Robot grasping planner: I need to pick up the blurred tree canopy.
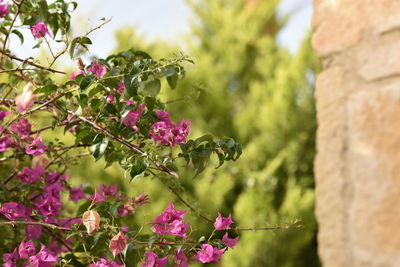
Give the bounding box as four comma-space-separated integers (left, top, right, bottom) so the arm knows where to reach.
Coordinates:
71, 0, 321, 266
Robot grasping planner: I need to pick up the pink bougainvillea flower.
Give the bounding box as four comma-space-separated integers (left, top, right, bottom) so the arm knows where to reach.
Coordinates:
0, 109, 9, 122
175, 249, 188, 267
117, 204, 130, 217
15, 83, 42, 112
100, 184, 118, 197
89, 184, 118, 203
0, 1, 9, 18
2, 248, 19, 267
11, 118, 31, 140
18, 240, 36, 259
117, 82, 125, 94
90, 258, 122, 267
222, 232, 239, 248
82, 210, 101, 235
0, 128, 18, 152
89, 191, 106, 204
31, 22, 51, 39
25, 135, 47, 156
152, 202, 188, 239
195, 244, 226, 264
106, 90, 116, 104
70, 70, 84, 81
213, 213, 234, 230
122, 103, 145, 131
27, 244, 58, 267
135, 193, 150, 206
88, 60, 106, 78
109, 232, 128, 258
0, 202, 31, 220
149, 110, 190, 147
26, 223, 42, 240
16, 164, 45, 183
35, 195, 63, 217
140, 252, 168, 267
69, 186, 87, 202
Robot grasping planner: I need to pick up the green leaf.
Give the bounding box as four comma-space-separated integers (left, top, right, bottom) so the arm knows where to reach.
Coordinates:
11, 30, 24, 45
80, 75, 94, 90
144, 79, 161, 97
90, 98, 101, 112
191, 147, 212, 178
92, 135, 109, 161
90, 231, 104, 249
88, 84, 105, 98
167, 72, 179, 89
69, 37, 92, 58
35, 84, 57, 97
194, 134, 214, 146
120, 104, 134, 124
129, 158, 148, 182
77, 94, 88, 108
125, 76, 139, 97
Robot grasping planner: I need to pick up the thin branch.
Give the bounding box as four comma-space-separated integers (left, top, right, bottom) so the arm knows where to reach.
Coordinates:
83, 18, 112, 38
74, 114, 178, 178
0, 50, 66, 74
0, 220, 72, 231
52, 144, 91, 151
3, 171, 17, 185
1, 0, 25, 62
0, 88, 78, 137
164, 181, 213, 224
0, 68, 35, 73
0, 65, 32, 82
234, 225, 303, 231
234, 219, 304, 232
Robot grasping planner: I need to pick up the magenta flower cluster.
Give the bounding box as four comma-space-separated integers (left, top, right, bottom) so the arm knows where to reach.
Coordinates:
3, 241, 58, 267
31, 22, 51, 39
0, 0, 9, 18
139, 203, 239, 266
0, 116, 47, 155
151, 202, 189, 239
88, 60, 107, 78
150, 110, 190, 146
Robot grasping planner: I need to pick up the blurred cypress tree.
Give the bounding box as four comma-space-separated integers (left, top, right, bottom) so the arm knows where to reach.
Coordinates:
111, 0, 321, 266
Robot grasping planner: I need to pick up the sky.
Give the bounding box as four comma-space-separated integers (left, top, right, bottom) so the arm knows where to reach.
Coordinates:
71, 0, 312, 56
11, 0, 312, 60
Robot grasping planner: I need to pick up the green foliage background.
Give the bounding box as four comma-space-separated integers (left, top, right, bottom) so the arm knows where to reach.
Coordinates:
69, 0, 321, 266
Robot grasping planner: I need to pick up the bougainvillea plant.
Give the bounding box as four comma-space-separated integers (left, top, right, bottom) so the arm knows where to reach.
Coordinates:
0, 1, 302, 266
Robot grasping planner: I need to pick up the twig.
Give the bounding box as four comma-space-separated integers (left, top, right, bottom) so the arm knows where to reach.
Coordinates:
0, 50, 66, 74
74, 114, 178, 178
233, 225, 303, 231
3, 171, 17, 185
1, 0, 25, 63
0, 68, 35, 73
0, 88, 78, 137
52, 144, 91, 151
83, 18, 112, 38
164, 182, 213, 224
0, 220, 72, 231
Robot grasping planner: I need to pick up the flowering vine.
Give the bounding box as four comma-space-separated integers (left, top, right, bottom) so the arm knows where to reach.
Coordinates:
0, 0, 302, 266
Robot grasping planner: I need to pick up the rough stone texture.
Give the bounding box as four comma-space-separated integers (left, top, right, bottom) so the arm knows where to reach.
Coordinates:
313, 0, 400, 266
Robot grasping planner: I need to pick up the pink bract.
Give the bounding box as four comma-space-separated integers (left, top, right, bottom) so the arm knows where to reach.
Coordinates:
88, 60, 107, 78
213, 212, 234, 230
31, 22, 51, 39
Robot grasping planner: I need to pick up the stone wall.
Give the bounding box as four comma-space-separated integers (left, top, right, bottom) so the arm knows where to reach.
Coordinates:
312, 0, 400, 266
